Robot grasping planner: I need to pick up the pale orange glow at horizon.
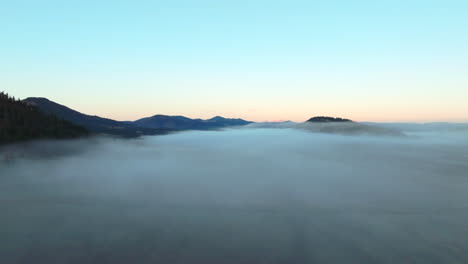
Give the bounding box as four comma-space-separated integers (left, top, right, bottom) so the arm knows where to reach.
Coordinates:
4, 0, 468, 123
52, 95, 468, 124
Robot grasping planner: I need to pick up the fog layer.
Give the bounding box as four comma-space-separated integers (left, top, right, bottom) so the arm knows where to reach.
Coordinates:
1, 127, 468, 263
245, 121, 404, 136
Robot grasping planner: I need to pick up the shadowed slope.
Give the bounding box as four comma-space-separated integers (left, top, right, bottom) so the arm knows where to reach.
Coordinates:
1, 92, 88, 144
23, 97, 170, 137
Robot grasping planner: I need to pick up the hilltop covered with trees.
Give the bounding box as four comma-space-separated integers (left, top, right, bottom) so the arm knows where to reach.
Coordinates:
307, 116, 352, 123
0, 92, 88, 144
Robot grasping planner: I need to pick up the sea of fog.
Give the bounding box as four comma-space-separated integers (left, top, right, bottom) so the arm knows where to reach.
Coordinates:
1, 127, 468, 263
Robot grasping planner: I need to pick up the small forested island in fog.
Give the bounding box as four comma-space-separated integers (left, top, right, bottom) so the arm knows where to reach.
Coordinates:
307, 116, 352, 123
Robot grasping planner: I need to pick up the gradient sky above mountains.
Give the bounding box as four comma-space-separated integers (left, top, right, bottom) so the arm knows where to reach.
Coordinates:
3, 0, 468, 122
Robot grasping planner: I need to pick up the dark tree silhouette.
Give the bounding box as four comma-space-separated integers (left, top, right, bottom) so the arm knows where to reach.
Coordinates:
0, 91, 88, 144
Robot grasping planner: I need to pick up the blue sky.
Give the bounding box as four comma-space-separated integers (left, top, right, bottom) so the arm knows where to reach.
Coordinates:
2, 0, 468, 122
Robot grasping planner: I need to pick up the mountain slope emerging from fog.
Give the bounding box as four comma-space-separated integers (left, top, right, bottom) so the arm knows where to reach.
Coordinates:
23, 97, 170, 137
133, 115, 252, 130
0, 92, 88, 144
24, 97, 252, 135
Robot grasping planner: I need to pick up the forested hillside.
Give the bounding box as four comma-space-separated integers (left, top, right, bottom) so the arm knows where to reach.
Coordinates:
0, 92, 88, 144
23, 97, 172, 137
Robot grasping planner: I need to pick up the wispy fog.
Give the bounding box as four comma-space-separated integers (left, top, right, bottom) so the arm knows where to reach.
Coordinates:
1, 126, 468, 263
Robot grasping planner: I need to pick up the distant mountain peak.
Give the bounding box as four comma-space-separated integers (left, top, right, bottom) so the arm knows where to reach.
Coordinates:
134, 115, 252, 130
209, 116, 226, 121
307, 116, 352, 123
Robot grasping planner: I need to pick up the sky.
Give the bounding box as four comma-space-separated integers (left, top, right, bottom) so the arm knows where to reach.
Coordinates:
2, 0, 468, 122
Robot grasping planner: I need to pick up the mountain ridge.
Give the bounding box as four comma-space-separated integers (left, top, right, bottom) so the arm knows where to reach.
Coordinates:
133, 114, 252, 130
23, 97, 253, 136
23, 97, 170, 137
